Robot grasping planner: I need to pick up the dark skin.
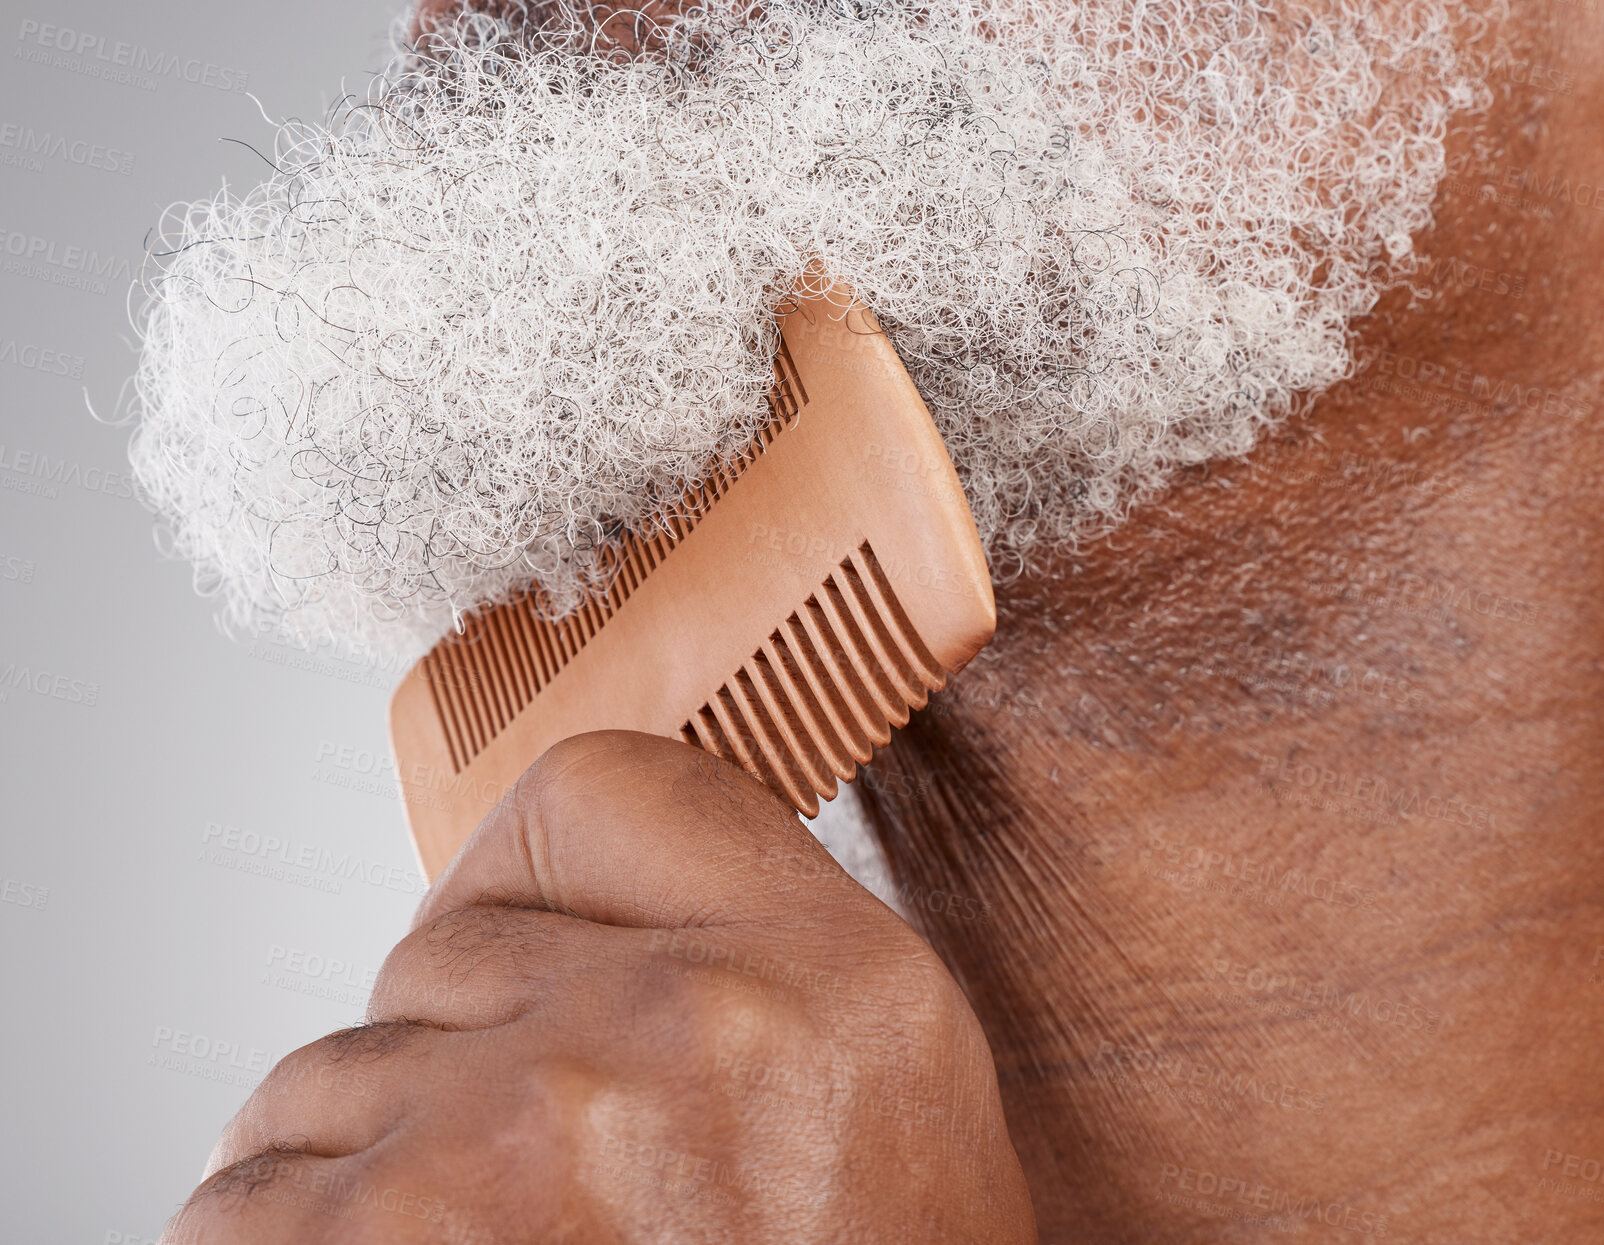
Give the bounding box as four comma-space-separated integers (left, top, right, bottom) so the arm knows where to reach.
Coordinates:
856, 5, 1604, 1241
163, 734, 1038, 1242
171, 1, 1603, 1240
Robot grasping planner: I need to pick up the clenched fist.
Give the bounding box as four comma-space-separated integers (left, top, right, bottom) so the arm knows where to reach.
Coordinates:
162, 732, 1036, 1243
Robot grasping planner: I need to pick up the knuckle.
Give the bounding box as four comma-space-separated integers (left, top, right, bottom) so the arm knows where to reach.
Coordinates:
371, 905, 561, 1026
870, 938, 972, 1039
522, 730, 649, 799
645, 949, 809, 1047
248, 1038, 338, 1106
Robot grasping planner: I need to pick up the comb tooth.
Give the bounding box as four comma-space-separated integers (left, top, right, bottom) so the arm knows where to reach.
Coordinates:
851, 543, 947, 690
719, 684, 802, 810
584, 594, 607, 636
485, 607, 531, 717
838, 560, 928, 711
577, 600, 603, 641
512, 595, 551, 692
796, 598, 888, 752
729, 668, 818, 816
816, 575, 907, 728
783, 614, 874, 765
492, 608, 532, 719
530, 612, 562, 688
761, 634, 856, 783
423, 650, 469, 772
683, 710, 715, 756
560, 609, 583, 660
692, 703, 738, 766
747, 650, 838, 802
622, 538, 646, 591
499, 595, 538, 699
543, 613, 569, 664
455, 639, 492, 754
775, 335, 808, 409
601, 562, 627, 613
435, 644, 482, 767
556, 613, 582, 660
452, 632, 495, 755
706, 687, 767, 788
516, 600, 546, 694
471, 623, 514, 736
529, 589, 561, 656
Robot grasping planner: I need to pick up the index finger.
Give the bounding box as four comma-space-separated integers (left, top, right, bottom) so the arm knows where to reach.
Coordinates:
413, 730, 880, 933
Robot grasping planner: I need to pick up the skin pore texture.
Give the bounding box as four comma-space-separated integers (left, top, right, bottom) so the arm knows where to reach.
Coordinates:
853, 5, 1604, 1241
158, 1, 1601, 1240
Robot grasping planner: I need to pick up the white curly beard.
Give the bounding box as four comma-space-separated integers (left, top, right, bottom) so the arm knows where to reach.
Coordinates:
129, 0, 1490, 662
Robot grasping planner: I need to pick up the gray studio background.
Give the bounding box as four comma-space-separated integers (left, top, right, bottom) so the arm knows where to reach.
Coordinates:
0, 4, 879, 1239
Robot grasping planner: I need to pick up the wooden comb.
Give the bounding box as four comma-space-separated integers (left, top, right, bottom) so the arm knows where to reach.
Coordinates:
390, 280, 996, 879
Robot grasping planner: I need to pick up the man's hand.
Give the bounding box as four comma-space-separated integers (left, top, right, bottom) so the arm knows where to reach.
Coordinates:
161, 732, 1036, 1243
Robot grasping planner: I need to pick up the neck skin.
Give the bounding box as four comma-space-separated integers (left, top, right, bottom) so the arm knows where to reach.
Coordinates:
858, 8, 1604, 1242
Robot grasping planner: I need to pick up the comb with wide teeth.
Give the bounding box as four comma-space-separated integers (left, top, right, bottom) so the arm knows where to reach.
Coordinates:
390, 281, 995, 879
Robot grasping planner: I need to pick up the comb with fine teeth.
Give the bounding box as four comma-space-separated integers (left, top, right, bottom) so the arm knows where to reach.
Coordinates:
390, 281, 996, 879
